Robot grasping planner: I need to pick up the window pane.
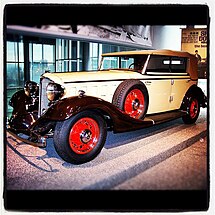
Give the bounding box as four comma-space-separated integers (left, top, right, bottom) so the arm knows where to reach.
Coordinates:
56, 39, 62, 60
102, 44, 110, 53
57, 60, 68, 72
79, 42, 84, 59
102, 57, 119, 69
64, 61, 69, 71
102, 58, 111, 69
119, 46, 127, 52
30, 62, 45, 83
79, 60, 83, 71
92, 58, 98, 70
7, 63, 19, 87
42, 63, 55, 72
19, 41, 24, 62
33, 44, 42, 62
7, 63, 24, 87
110, 45, 118, 52
44, 44, 54, 62
92, 43, 98, 57
146, 56, 170, 73
71, 61, 77, 71
63, 40, 69, 59
56, 61, 62, 72
71, 41, 77, 58
121, 58, 134, 68
171, 57, 187, 73
111, 58, 118, 68
29, 43, 33, 62
19, 63, 25, 86
7, 41, 17, 62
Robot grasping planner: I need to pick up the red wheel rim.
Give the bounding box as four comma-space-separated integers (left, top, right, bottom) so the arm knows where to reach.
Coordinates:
69, 117, 100, 154
124, 89, 145, 119
190, 99, 199, 119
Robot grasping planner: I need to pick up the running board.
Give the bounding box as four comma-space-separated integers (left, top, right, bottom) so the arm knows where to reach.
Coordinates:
144, 110, 186, 125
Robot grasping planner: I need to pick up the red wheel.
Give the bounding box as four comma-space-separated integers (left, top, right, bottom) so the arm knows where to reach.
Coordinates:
69, 117, 100, 154
189, 98, 199, 119
124, 89, 145, 119
112, 79, 149, 119
53, 111, 107, 164
182, 95, 200, 124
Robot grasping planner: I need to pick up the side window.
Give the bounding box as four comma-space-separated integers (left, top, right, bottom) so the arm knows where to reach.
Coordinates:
121, 57, 134, 69
146, 55, 187, 75
146, 55, 170, 73
102, 57, 119, 69
170, 57, 187, 73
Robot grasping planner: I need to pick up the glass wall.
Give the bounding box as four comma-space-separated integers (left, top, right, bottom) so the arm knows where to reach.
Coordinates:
29, 43, 55, 83
100, 44, 135, 70
56, 39, 83, 72
6, 34, 141, 118
56, 39, 138, 72
6, 35, 56, 118
89, 43, 100, 70
6, 37, 25, 118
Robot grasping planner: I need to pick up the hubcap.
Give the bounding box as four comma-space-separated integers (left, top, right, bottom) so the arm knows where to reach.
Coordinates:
80, 129, 92, 144
190, 99, 198, 119
132, 99, 140, 110
69, 117, 100, 154
124, 89, 145, 119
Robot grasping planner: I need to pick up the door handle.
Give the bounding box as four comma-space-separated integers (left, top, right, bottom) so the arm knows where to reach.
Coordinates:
145, 81, 151, 85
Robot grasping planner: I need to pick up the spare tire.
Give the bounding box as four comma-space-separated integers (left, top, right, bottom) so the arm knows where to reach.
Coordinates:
112, 79, 149, 119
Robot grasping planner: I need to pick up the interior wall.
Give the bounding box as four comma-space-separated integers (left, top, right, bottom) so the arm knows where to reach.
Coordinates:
181, 28, 207, 62
152, 26, 182, 51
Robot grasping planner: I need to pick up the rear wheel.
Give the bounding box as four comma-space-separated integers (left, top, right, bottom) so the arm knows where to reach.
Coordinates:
182, 95, 200, 124
53, 110, 107, 164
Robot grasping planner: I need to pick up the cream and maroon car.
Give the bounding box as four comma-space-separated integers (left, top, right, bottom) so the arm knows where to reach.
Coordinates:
8, 49, 207, 164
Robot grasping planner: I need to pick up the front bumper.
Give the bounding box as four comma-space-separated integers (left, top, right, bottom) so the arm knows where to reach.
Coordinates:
7, 128, 47, 148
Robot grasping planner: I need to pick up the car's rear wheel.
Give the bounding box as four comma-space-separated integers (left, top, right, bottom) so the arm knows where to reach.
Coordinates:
112, 79, 149, 119
53, 110, 107, 164
182, 95, 200, 124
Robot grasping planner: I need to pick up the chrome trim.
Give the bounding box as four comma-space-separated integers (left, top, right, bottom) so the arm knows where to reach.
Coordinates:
39, 77, 50, 117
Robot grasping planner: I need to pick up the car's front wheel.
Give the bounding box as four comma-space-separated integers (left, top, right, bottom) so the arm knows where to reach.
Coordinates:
53, 110, 107, 164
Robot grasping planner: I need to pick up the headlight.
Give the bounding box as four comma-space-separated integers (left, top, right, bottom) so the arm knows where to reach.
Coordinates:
46, 82, 65, 101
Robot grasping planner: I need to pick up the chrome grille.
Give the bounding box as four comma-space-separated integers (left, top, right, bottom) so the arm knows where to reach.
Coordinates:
39, 77, 50, 117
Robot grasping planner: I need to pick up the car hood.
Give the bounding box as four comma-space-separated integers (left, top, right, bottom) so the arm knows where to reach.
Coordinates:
41, 70, 143, 85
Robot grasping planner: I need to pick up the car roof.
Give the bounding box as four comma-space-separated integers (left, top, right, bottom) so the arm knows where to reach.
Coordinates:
102, 49, 198, 80
101, 49, 195, 58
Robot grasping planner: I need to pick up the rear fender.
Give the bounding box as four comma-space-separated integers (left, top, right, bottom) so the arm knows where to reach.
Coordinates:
180, 85, 207, 111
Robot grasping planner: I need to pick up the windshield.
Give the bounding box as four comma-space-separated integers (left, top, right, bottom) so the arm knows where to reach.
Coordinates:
99, 55, 149, 73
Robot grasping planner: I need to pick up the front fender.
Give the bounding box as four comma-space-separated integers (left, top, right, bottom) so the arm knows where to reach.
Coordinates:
36, 95, 153, 133
41, 95, 109, 121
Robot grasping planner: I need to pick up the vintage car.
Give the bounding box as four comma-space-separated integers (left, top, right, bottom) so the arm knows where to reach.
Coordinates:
7, 49, 207, 164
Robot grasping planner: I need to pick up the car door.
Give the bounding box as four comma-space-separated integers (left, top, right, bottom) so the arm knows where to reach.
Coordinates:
144, 55, 172, 114
168, 57, 192, 110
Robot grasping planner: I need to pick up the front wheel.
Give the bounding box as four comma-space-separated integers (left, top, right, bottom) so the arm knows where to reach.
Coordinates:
53, 110, 107, 164
182, 96, 200, 124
